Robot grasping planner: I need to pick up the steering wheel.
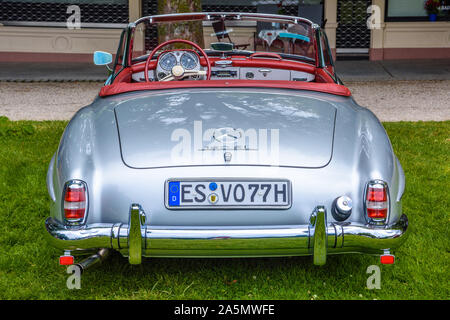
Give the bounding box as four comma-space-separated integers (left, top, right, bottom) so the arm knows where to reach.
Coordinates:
144, 39, 211, 82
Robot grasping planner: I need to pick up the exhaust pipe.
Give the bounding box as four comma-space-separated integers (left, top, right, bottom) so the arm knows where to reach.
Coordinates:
75, 248, 110, 273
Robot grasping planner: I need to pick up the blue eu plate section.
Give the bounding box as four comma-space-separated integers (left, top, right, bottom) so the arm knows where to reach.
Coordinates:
168, 181, 180, 206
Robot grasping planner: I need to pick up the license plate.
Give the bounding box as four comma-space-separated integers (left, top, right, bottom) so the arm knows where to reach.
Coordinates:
165, 179, 291, 209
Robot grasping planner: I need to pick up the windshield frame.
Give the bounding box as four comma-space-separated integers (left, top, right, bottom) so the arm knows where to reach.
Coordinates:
111, 12, 324, 84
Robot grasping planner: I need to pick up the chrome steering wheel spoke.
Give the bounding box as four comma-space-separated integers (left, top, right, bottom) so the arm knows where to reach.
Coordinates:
161, 69, 207, 82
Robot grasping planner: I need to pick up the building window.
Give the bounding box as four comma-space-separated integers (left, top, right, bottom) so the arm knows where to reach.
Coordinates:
0, 0, 129, 27
386, 0, 450, 21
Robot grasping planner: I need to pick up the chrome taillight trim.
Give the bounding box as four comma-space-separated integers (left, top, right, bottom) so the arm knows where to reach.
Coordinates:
364, 179, 390, 225
62, 179, 89, 226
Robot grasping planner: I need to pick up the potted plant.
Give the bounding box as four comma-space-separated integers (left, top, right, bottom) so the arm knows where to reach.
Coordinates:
424, 0, 440, 21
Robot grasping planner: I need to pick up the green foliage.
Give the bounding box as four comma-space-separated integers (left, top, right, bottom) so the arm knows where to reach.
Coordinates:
0, 121, 448, 299
0, 117, 36, 137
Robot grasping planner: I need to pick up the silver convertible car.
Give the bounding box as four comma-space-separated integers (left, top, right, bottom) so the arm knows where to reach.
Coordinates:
45, 12, 408, 270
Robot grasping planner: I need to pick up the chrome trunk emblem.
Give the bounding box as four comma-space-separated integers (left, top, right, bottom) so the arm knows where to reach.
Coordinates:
213, 127, 242, 145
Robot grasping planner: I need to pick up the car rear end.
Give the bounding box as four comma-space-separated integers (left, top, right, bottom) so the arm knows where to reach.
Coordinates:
45, 88, 409, 266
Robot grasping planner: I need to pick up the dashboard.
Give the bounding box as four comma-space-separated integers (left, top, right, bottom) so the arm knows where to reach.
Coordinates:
131, 51, 316, 83
155, 50, 201, 81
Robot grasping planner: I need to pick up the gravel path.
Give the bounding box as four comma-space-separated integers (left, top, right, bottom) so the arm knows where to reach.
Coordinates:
0, 82, 102, 121
346, 80, 450, 122
0, 80, 449, 121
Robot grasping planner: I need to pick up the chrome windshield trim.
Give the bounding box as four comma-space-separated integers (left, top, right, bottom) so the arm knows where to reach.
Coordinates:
134, 12, 315, 27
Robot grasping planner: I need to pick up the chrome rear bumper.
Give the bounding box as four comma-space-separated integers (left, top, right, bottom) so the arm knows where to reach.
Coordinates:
44, 205, 409, 265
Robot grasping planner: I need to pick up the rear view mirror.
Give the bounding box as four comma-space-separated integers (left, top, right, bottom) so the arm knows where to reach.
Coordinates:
93, 51, 112, 66
210, 42, 234, 52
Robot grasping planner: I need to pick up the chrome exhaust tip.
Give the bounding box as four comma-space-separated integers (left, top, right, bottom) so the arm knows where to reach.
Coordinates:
75, 248, 110, 273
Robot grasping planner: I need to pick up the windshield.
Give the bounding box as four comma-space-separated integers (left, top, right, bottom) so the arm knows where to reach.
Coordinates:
127, 13, 317, 66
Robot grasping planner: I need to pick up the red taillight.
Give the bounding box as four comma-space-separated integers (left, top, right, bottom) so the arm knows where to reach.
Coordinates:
64, 181, 87, 223
64, 188, 86, 202
366, 181, 388, 221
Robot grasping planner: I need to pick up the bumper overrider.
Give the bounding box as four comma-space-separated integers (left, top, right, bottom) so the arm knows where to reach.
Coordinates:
45, 204, 409, 266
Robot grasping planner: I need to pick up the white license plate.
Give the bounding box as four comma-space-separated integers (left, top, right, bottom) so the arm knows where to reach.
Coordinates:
165, 179, 291, 209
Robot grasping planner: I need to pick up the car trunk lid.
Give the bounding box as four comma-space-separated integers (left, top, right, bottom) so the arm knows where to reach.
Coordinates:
115, 89, 336, 168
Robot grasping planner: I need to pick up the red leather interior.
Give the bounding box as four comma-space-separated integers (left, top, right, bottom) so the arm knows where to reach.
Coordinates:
314, 68, 335, 83
103, 56, 350, 98
99, 80, 351, 97
129, 57, 317, 75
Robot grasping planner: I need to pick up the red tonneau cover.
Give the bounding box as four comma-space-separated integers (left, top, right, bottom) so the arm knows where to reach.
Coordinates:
99, 80, 352, 97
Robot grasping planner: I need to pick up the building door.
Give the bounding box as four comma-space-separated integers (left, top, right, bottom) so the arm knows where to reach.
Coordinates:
336, 0, 372, 59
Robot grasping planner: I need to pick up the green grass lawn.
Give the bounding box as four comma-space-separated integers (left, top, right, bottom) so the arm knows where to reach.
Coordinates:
0, 118, 448, 300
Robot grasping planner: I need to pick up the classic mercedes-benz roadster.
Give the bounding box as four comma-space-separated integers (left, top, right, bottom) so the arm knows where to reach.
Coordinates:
45, 12, 408, 269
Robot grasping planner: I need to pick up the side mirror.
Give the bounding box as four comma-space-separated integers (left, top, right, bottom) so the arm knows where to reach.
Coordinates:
93, 51, 112, 66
